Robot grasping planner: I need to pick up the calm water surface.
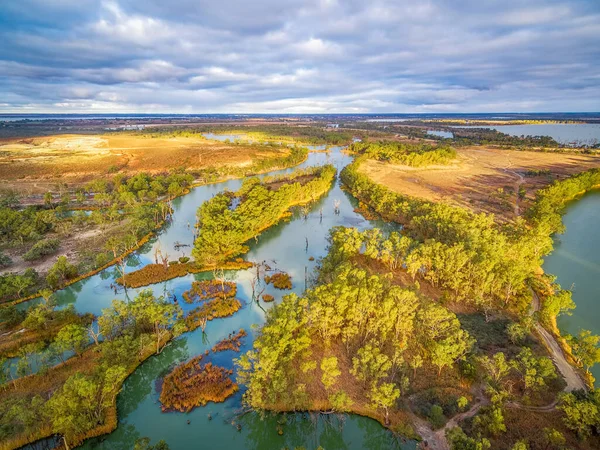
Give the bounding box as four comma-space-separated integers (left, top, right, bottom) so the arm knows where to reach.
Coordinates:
456, 123, 600, 146
16, 131, 600, 447
427, 130, 453, 139
543, 189, 600, 386
17, 145, 414, 449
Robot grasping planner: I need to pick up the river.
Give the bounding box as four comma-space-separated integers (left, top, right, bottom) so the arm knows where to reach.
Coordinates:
543, 189, 600, 386
17, 143, 414, 449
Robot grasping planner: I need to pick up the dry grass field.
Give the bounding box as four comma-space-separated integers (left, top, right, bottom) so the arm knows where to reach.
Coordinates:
359, 147, 600, 221
0, 133, 291, 193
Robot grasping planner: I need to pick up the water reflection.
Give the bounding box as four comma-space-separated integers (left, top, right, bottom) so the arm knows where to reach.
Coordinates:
12, 142, 415, 449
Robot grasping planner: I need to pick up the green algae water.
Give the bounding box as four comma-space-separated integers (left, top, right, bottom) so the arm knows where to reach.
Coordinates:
18, 145, 415, 449
543, 189, 600, 386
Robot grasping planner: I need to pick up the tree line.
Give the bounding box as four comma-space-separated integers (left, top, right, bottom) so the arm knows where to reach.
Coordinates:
192, 165, 336, 265
349, 141, 457, 167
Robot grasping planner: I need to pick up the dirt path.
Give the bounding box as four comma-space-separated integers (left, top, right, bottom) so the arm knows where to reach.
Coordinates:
530, 289, 588, 392
501, 155, 525, 216
411, 385, 489, 449
412, 287, 587, 449
507, 398, 559, 412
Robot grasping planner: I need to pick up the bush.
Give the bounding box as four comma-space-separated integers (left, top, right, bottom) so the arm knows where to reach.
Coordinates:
117, 261, 252, 288
183, 280, 236, 303
429, 404, 446, 429
211, 329, 247, 352
95, 253, 110, 268
262, 294, 275, 302
23, 238, 60, 261
265, 272, 292, 290
185, 297, 242, 330
178, 256, 190, 264
0, 252, 12, 268
0, 305, 26, 327
159, 355, 238, 412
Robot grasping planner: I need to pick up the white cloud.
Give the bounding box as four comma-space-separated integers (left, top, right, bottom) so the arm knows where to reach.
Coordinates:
0, 0, 599, 113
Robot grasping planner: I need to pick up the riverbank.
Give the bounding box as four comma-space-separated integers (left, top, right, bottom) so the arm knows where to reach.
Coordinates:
1, 147, 310, 308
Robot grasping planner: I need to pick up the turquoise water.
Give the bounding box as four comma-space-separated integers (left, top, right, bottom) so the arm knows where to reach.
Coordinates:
543, 189, 600, 386
15, 145, 413, 449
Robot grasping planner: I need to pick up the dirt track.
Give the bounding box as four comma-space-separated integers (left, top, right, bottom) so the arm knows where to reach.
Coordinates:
530, 289, 588, 392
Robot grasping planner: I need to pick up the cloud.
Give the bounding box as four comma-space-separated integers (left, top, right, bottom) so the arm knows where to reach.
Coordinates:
0, 0, 598, 113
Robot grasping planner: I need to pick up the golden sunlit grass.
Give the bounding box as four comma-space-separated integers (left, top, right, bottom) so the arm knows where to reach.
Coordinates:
159, 355, 238, 413
360, 147, 600, 221
0, 133, 291, 192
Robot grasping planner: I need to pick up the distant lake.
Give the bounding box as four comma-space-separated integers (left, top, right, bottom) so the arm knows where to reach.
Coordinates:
457, 123, 600, 146
427, 129, 453, 138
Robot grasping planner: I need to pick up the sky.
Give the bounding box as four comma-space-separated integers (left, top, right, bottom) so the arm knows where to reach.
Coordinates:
0, 0, 599, 114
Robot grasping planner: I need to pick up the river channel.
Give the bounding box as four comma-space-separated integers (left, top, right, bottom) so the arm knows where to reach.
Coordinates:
19, 143, 414, 449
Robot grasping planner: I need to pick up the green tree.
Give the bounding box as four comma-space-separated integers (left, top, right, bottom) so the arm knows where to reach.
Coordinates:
478, 352, 510, 389
429, 404, 445, 429
558, 392, 600, 438
11, 274, 35, 298
507, 322, 528, 344
129, 290, 182, 354
351, 342, 392, 386
418, 303, 474, 375
567, 330, 600, 374
474, 404, 506, 436
542, 428, 566, 450
512, 348, 556, 392
134, 437, 171, 450
320, 356, 341, 391
368, 381, 399, 425
409, 354, 423, 378
446, 426, 491, 450
0, 305, 25, 328
46, 256, 78, 289
329, 391, 353, 412
22, 304, 51, 331
540, 289, 575, 324
45, 373, 98, 449
54, 324, 88, 357
44, 192, 53, 207
98, 299, 130, 341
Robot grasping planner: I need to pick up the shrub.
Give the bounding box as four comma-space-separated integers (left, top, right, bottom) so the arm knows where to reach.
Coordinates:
178, 256, 190, 264
185, 297, 242, 330
23, 238, 60, 261
117, 261, 252, 288
211, 329, 247, 353
0, 252, 12, 268
183, 280, 237, 303
159, 356, 238, 412
265, 272, 292, 290
429, 404, 446, 429
95, 253, 110, 268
